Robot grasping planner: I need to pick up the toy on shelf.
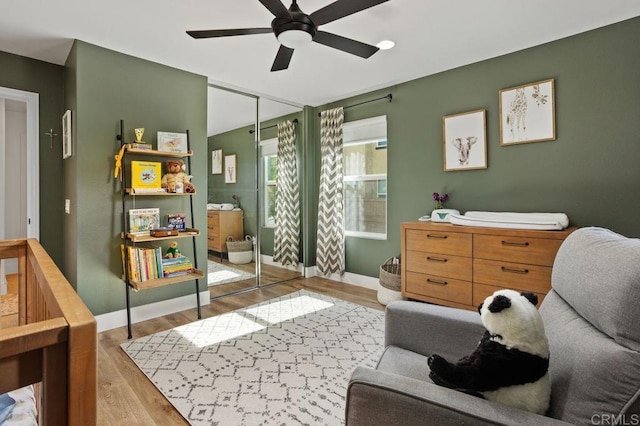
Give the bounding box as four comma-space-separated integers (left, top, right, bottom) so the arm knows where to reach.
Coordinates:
161, 160, 195, 193
164, 241, 181, 258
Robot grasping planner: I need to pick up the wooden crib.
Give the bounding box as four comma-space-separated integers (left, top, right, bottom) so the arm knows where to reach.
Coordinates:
0, 238, 97, 425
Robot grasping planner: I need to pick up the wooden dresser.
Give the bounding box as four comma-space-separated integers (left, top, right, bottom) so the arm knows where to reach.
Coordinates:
207, 210, 244, 255
401, 222, 575, 311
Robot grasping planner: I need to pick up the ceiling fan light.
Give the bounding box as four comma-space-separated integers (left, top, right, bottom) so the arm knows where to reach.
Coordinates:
277, 30, 313, 49
376, 40, 395, 50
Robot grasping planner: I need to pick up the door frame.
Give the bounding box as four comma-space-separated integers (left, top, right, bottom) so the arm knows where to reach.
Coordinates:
0, 86, 39, 240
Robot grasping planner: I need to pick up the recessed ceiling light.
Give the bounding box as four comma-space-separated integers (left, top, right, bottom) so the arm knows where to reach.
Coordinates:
376, 40, 395, 50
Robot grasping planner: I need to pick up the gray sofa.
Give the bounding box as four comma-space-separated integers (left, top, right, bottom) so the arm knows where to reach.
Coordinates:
346, 227, 640, 425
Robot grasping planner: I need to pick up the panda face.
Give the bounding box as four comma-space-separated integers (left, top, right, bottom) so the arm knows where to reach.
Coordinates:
478, 289, 549, 358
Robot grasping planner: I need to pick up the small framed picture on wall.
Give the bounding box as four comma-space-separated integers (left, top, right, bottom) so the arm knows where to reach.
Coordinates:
224, 154, 237, 184
212, 149, 222, 175
442, 109, 487, 171
62, 110, 72, 159
499, 78, 555, 145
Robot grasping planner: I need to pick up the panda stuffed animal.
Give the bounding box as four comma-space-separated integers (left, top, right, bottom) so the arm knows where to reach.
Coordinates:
427, 289, 550, 414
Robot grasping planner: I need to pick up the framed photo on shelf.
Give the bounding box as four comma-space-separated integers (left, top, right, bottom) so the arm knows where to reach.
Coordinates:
62, 110, 72, 159
442, 109, 487, 172
224, 154, 237, 184
212, 149, 222, 175
499, 78, 555, 145
157, 131, 188, 153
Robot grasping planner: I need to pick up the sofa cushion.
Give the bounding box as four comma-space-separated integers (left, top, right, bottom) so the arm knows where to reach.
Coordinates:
551, 227, 640, 351
541, 291, 640, 424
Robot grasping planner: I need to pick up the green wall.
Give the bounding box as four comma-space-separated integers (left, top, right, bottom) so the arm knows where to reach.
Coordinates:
312, 16, 640, 278
65, 41, 208, 316
207, 111, 304, 258
0, 51, 65, 265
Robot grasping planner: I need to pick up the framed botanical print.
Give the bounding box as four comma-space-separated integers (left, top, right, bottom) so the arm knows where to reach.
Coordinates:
224, 154, 237, 184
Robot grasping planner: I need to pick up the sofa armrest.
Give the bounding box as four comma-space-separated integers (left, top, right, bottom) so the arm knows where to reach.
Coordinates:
346, 367, 572, 426
385, 300, 484, 359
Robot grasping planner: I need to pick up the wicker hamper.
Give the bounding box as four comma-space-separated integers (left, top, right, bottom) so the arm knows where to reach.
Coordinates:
377, 256, 404, 305
226, 235, 253, 264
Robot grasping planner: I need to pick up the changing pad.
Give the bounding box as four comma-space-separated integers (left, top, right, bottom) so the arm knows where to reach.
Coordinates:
449, 211, 569, 230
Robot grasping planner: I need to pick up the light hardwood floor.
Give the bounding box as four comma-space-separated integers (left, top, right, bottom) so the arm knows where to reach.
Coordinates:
98, 277, 382, 425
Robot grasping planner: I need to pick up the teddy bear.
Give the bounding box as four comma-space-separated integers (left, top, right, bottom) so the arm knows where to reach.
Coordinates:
161, 160, 195, 193
164, 241, 181, 258
427, 289, 551, 415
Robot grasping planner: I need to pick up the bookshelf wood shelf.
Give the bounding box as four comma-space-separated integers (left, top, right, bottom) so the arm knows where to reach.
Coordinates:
126, 228, 200, 242
129, 269, 205, 291
124, 189, 197, 196
125, 145, 194, 158
117, 120, 202, 339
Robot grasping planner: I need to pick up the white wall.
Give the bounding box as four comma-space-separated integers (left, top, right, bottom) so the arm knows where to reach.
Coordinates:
1, 99, 27, 287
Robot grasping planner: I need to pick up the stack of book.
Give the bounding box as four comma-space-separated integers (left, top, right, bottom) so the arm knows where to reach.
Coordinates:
162, 256, 194, 278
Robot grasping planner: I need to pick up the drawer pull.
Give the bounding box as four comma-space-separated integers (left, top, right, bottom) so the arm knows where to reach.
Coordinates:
501, 240, 530, 247
426, 256, 448, 263
501, 266, 530, 274
426, 278, 448, 286
426, 234, 448, 239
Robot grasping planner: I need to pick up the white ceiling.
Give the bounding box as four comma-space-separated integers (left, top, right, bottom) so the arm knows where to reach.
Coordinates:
1, 1, 639, 135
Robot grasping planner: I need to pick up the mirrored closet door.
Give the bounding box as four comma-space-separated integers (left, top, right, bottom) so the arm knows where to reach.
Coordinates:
206, 86, 303, 300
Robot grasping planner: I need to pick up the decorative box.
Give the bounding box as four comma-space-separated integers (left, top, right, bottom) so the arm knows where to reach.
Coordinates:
150, 227, 179, 237
167, 213, 186, 231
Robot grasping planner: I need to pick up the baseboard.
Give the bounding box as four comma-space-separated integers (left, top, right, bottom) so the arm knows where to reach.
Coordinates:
96, 290, 210, 333
308, 266, 379, 291
260, 254, 304, 274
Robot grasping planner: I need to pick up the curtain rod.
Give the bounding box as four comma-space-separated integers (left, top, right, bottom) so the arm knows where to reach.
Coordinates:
249, 118, 298, 134
317, 93, 393, 117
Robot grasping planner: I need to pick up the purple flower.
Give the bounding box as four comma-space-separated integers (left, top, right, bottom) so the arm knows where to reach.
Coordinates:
232, 194, 238, 201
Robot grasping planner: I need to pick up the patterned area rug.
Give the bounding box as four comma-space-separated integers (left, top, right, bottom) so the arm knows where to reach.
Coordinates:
121, 290, 385, 425
207, 259, 255, 287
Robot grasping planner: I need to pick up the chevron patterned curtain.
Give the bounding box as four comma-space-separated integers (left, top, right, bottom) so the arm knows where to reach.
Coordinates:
273, 120, 300, 267
316, 107, 345, 276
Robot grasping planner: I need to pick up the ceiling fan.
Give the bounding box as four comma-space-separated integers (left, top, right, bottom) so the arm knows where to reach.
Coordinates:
186, 0, 389, 71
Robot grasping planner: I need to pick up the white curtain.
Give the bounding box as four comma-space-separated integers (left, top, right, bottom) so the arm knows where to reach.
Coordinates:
273, 120, 300, 267
316, 107, 345, 276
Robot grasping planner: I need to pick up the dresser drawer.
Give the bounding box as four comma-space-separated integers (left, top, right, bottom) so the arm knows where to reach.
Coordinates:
473, 283, 547, 308
473, 258, 552, 294
208, 235, 224, 252
405, 229, 472, 257
406, 250, 472, 281
406, 271, 472, 305
473, 234, 562, 266
207, 213, 220, 227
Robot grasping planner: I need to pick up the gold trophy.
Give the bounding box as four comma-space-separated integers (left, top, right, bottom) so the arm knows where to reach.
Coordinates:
134, 128, 145, 142
131, 128, 151, 149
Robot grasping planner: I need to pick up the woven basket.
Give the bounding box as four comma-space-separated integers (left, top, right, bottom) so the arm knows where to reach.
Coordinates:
378, 256, 403, 305
379, 257, 401, 291
226, 235, 252, 253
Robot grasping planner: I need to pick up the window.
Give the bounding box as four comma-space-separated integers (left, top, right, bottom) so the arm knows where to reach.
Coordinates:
343, 116, 387, 239
260, 138, 277, 228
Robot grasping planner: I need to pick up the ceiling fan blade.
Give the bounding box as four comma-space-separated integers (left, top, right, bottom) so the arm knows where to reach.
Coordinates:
271, 45, 294, 71
313, 31, 379, 58
310, 0, 389, 26
259, 0, 290, 17
186, 28, 272, 39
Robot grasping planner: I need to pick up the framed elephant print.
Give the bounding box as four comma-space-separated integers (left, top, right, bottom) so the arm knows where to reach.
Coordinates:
442, 109, 487, 171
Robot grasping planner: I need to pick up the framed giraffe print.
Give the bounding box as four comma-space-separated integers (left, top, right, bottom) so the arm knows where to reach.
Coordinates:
499, 78, 555, 145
